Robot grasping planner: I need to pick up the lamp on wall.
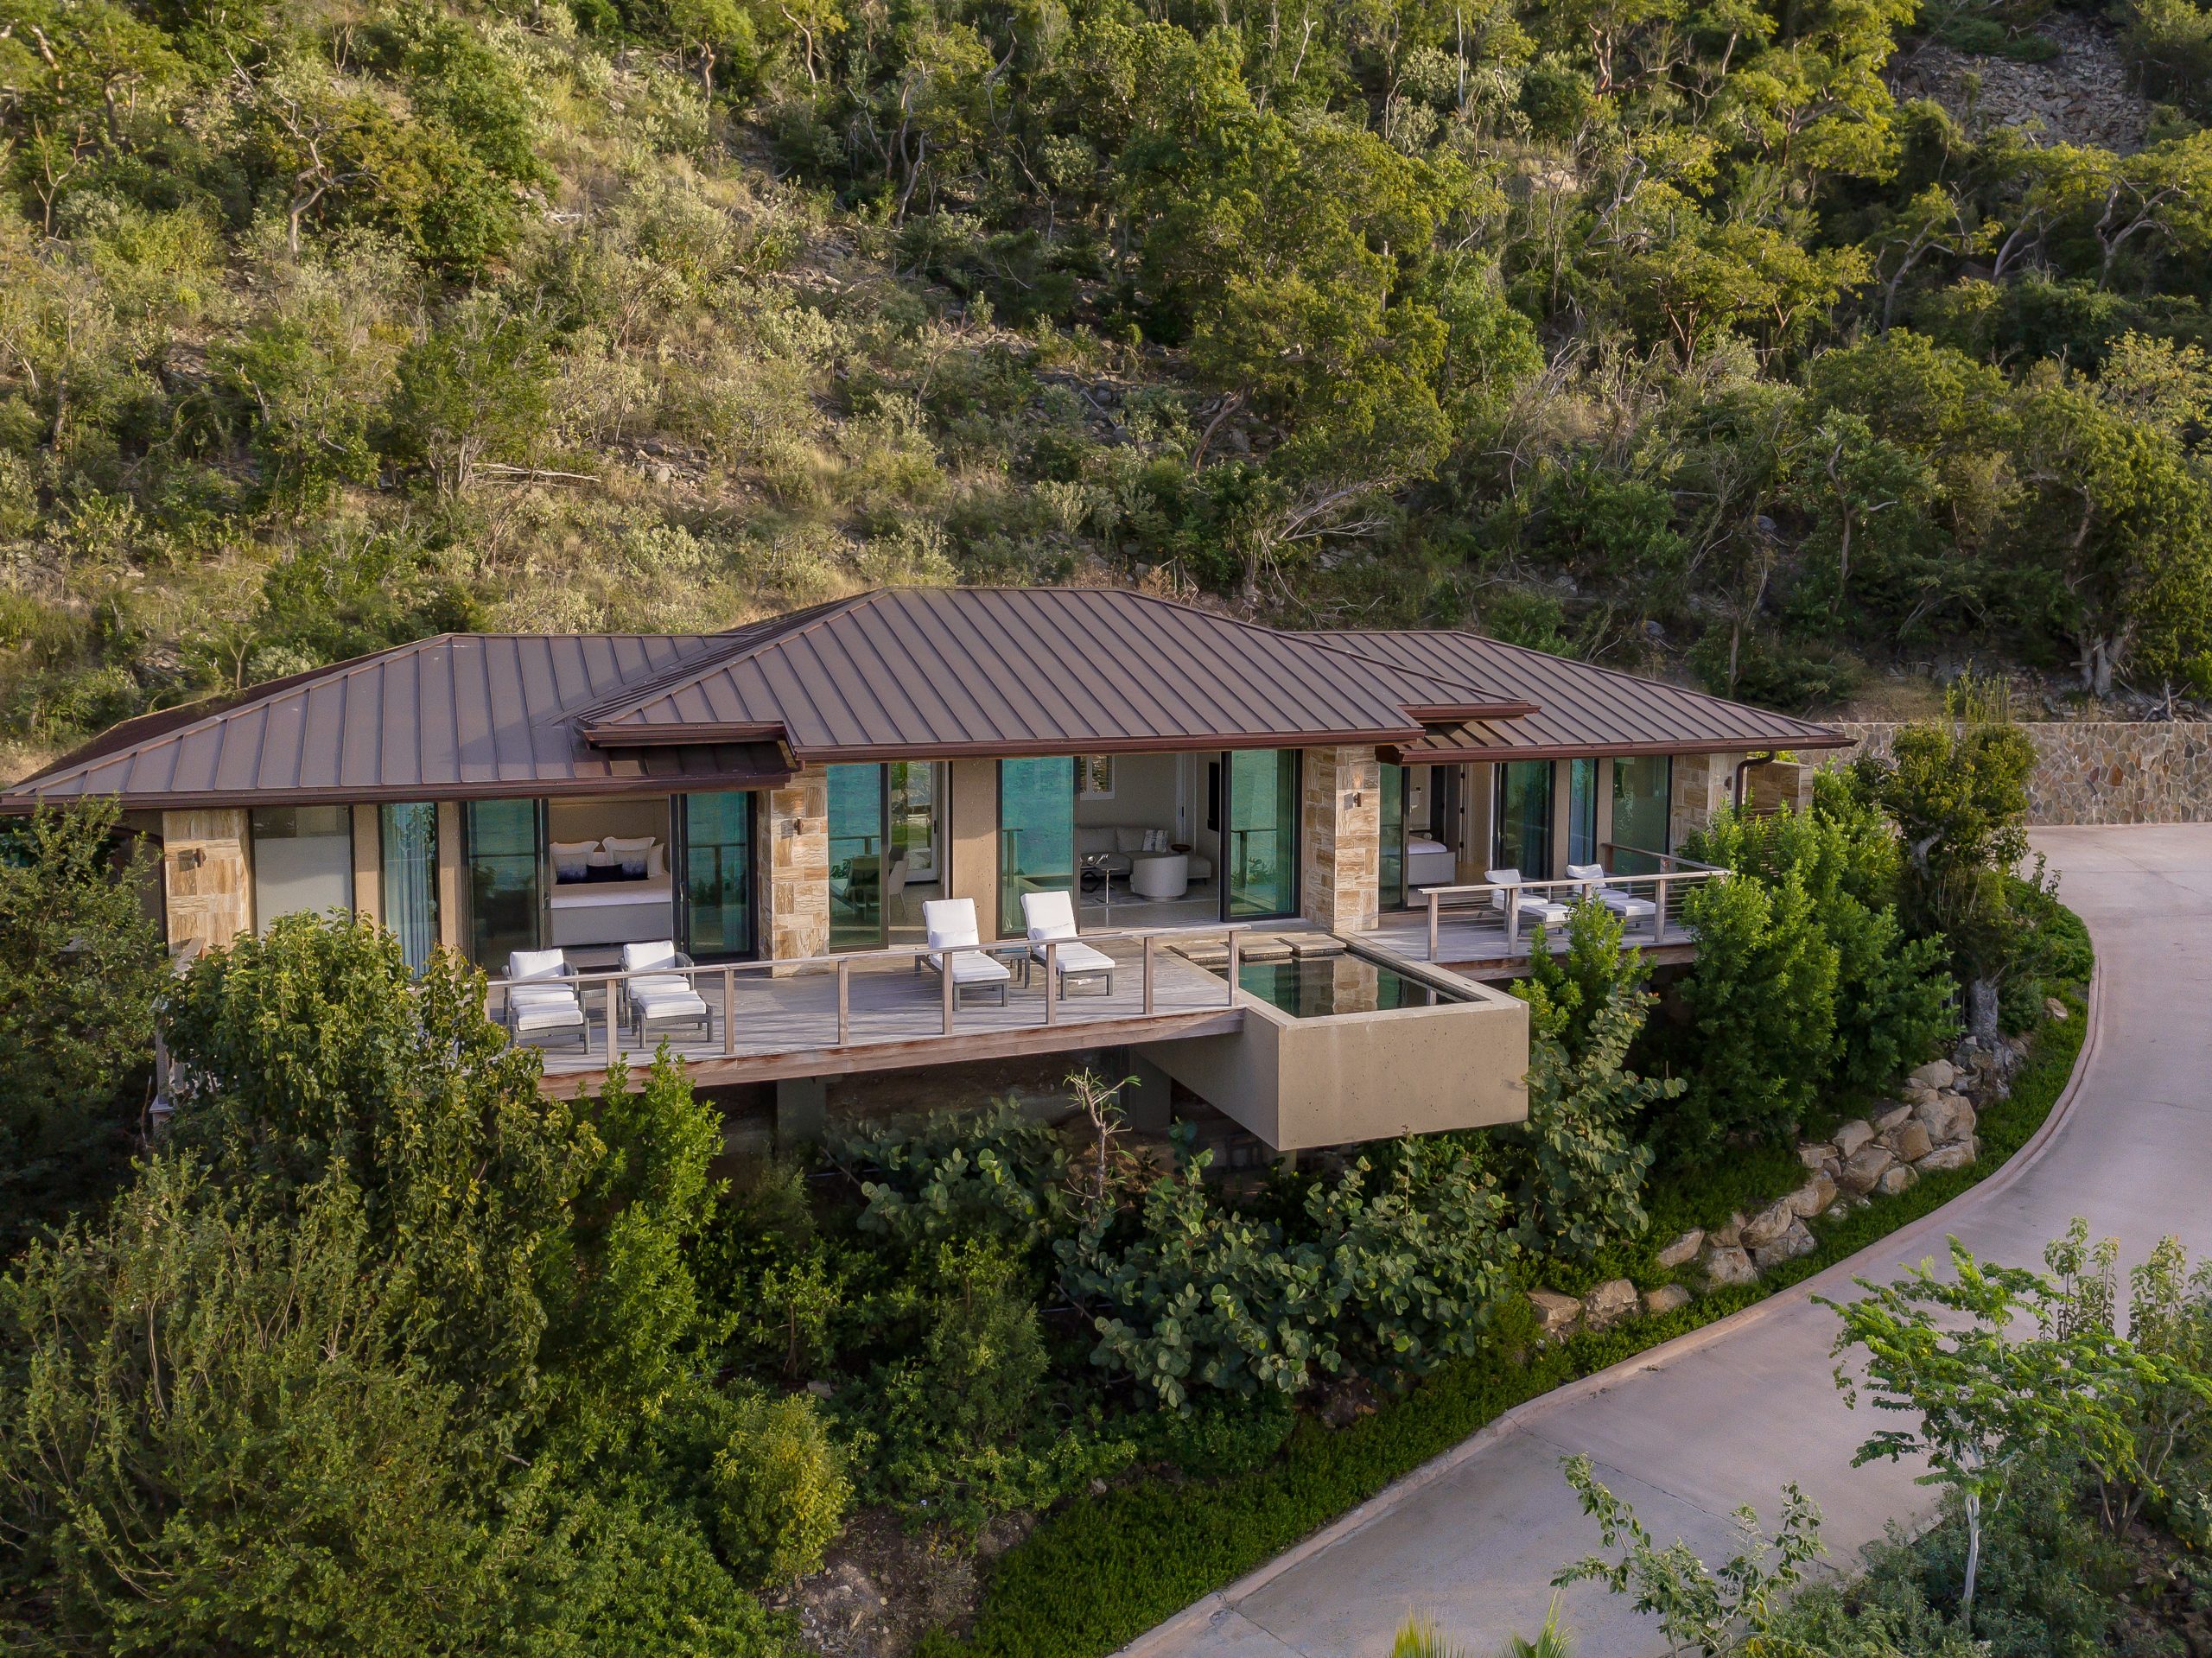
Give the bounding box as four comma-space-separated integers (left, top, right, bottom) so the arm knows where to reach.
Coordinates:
176, 848, 204, 871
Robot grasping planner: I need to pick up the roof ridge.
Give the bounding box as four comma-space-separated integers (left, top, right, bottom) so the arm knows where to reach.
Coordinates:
572, 592, 879, 727
1433, 631, 1838, 733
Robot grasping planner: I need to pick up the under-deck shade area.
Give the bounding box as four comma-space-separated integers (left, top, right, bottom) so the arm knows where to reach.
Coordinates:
505, 927, 1248, 1095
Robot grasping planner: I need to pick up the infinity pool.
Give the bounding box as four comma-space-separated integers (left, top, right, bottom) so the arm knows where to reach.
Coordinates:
1223, 954, 1459, 1018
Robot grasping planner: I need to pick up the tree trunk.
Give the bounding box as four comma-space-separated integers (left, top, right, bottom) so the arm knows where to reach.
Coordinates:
1968, 978, 2000, 1045
1961, 1490, 1983, 1631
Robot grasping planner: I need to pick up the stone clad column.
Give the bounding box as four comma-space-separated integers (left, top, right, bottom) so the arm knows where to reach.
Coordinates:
1669, 753, 1735, 848
760, 772, 830, 967
1300, 745, 1381, 935
161, 809, 251, 954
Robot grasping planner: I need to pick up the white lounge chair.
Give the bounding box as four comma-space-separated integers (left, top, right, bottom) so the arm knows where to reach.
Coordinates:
1567, 861, 1657, 926
915, 898, 1013, 1007
620, 941, 709, 1042
1485, 867, 1573, 932
1021, 890, 1116, 996
505, 948, 587, 1049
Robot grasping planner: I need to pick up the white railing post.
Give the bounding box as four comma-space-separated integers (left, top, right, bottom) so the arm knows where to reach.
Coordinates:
1142, 933, 1155, 1015
1656, 874, 1671, 942
941, 950, 955, 1034
603, 975, 618, 1063
721, 966, 735, 1058
1044, 942, 1058, 1026
836, 957, 850, 1045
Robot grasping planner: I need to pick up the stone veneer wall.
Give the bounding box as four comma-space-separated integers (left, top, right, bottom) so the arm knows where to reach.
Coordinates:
1824, 722, 2212, 827
1668, 753, 1734, 850
760, 772, 830, 962
1300, 745, 1381, 933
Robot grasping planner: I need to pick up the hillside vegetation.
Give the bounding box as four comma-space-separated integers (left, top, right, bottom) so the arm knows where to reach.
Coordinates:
1, 0, 2210, 776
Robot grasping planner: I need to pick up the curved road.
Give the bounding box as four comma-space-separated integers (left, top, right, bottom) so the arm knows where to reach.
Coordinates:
1135, 826, 2212, 1658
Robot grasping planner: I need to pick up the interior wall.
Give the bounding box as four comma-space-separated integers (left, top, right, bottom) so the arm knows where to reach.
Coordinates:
1074, 753, 1181, 833
948, 759, 999, 937
548, 796, 671, 848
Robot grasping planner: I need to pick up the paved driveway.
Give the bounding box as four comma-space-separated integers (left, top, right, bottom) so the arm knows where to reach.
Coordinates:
1136, 826, 2212, 1658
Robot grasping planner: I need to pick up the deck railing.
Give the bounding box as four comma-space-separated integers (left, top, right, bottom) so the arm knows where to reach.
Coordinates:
1415, 848, 1729, 962
481, 922, 1255, 1068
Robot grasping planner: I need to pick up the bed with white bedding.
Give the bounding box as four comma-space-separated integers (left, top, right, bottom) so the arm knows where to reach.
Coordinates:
547, 876, 675, 947
1406, 835, 1457, 889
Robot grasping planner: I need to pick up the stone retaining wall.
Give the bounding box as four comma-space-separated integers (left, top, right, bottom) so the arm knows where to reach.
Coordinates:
1823, 721, 2212, 827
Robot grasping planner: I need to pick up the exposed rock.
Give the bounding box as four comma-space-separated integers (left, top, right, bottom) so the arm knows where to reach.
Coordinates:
1886, 1120, 1935, 1163
1872, 1103, 1915, 1135
1914, 1093, 1974, 1144
1654, 1229, 1705, 1270
1787, 1173, 1839, 1218
1643, 1284, 1692, 1318
1796, 1142, 1837, 1171
1708, 1212, 1746, 1249
1751, 1217, 1817, 1271
1583, 1278, 1641, 1331
1833, 1119, 1877, 1159
1901, 1083, 1940, 1109
2046, 996, 2069, 1020
1876, 1163, 1918, 1197
1906, 1059, 1958, 1092
1838, 1143, 1897, 1194
1703, 1245, 1758, 1288
1740, 1200, 1799, 1250
1916, 1139, 1979, 1173
1528, 1289, 1583, 1343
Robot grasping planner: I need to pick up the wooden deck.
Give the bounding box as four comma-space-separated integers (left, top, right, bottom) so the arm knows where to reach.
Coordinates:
520, 934, 1243, 1096
1366, 908, 1700, 979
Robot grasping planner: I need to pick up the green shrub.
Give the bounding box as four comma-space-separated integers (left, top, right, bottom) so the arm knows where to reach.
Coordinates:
708, 1388, 852, 1587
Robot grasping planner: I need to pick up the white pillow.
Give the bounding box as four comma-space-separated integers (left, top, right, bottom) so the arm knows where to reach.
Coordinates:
550, 839, 598, 879
601, 835, 658, 879
1113, 827, 1147, 854
601, 835, 657, 854
508, 948, 568, 982
1145, 829, 1167, 851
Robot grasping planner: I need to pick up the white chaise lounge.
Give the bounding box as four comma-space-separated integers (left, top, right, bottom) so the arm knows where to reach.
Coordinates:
916, 898, 1013, 1007
1021, 890, 1116, 996
620, 940, 710, 1042
1485, 867, 1573, 932
1567, 861, 1657, 927
505, 948, 588, 1049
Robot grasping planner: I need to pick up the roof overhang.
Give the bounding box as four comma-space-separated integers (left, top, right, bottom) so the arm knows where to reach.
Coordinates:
1381, 725, 1856, 765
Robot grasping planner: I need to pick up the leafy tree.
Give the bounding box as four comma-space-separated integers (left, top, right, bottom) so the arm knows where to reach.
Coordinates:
1848, 679, 2037, 1041
1669, 861, 1839, 1155
1821, 1231, 2159, 1629
1554, 1455, 1827, 1656
384, 298, 555, 496
0, 800, 166, 1248
1502, 903, 1679, 1260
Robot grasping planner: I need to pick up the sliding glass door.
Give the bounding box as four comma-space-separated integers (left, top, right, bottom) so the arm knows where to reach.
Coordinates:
1227, 748, 1298, 918
681, 791, 754, 960
379, 802, 440, 972
998, 756, 1075, 937
465, 799, 541, 970
1567, 758, 1599, 867
1611, 755, 1673, 873
828, 763, 885, 952
1491, 760, 1554, 878
1379, 763, 1406, 912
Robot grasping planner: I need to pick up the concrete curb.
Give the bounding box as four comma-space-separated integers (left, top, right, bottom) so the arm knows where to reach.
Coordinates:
1116, 959, 2107, 1658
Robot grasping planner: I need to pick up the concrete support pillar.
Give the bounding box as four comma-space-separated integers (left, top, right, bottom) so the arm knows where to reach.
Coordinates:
435, 800, 463, 955
775, 1075, 827, 1149
160, 809, 251, 954
352, 804, 381, 926
1117, 1048, 1175, 1134
947, 758, 999, 939
1299, 745, 1381, 934
760, 772, 830, 968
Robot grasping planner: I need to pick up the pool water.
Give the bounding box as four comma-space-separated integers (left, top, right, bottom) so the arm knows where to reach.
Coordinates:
1226, 954, 1456, 1018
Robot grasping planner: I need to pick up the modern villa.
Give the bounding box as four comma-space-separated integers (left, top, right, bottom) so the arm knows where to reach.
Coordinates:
0, 587, 1847, 1151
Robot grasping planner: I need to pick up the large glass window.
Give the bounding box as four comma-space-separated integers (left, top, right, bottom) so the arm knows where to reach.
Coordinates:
1611, 755, 1673, 873
998, 756, 1074, 937
1379, 764, 1406, 912
1567, 758, 1599, 867
682, 791, 754, 960
379, 803, 440, 972
466, 799, 540, 970
1227, 748, 1298, 918
1491, 759, 1554, 878
251, 805, 353, 924
828, 763, 885, 951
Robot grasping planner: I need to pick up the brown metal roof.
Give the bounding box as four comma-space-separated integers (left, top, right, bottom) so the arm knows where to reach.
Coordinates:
577, 588, 1531, 759
3, 634, 795, 810
1324, 631, 1850, 760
